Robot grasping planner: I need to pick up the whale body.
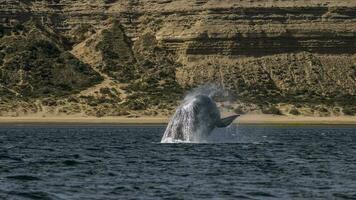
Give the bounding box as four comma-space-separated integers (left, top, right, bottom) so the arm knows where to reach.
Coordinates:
161, 94, 239, 143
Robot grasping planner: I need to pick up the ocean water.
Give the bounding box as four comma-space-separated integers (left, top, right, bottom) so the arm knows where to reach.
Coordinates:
0, 125, 355, 200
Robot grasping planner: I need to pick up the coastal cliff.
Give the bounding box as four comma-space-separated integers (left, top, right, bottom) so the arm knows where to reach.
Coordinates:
0, 0, 355, 117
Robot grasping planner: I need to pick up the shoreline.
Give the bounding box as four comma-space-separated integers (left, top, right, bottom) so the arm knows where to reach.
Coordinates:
0, 115, 355, 126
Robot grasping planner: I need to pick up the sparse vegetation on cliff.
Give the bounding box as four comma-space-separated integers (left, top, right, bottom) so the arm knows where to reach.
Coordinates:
0, 1, 355, 117
0, 22, 102, 98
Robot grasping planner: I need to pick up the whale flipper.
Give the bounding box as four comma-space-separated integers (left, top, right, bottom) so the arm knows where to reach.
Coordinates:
216, 115, 240, 127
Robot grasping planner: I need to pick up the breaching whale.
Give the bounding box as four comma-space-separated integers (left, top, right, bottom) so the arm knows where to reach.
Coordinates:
161, 94, 239, 143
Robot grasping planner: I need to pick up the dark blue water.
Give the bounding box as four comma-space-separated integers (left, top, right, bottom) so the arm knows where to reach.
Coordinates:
0, 125, 355, 200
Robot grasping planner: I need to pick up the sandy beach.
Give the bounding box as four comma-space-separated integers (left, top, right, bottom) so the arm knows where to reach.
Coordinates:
0, 114, 355, 125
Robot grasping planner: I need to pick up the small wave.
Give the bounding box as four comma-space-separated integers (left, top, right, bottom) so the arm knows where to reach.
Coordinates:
8, 191, 53, 200
161, 137, 211, 143
7, 175, 41, 181
247, 191, 276, 197
333, 193, 356, 199
30, 160, 57, 165
161, 137, 192, 143
0, 154, 23, 161
62, 160, 81, 166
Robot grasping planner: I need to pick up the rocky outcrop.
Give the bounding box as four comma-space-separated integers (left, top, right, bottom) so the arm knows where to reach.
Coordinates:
0, 21, 102, 98
72, 21, 136, 82
0, 0, 355, 116
2, 1, 356, 50
177, 53, 356, 102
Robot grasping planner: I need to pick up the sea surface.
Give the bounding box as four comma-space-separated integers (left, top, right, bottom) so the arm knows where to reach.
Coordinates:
0, 125, 355, 200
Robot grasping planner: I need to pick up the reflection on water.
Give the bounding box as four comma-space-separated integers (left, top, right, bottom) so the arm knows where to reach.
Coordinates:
0, 125, 355, 199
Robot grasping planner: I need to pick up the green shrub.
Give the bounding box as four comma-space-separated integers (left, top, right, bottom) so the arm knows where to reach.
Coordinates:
318, 107, 328, 113
234, 106, 245, 114
333, 107, 341, 113
95, 109, 105, 117
289, 108, 300, 115
343, 107, 356, 116
67, 96, 79, 103
100, 87, 111, 95
124, 99, 147, 110
262, 106, 282, 115
42, 99, 57, 106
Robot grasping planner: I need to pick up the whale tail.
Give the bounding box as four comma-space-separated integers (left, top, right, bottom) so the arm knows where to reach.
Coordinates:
216, 115, 240, 127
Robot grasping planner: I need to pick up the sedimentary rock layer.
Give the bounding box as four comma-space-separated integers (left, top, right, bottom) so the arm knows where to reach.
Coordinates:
0, 0, 355, 116
1, 0, 356, 55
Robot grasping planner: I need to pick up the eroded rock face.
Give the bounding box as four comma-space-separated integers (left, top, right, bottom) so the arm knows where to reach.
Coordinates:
0, 21, 102, 98
176, 53, 356, 103
0, 0, 355, 116
2, 1, 356, 51
72, 21, 136, 82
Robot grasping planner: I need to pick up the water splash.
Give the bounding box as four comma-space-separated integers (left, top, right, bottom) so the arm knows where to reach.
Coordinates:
208, 124, 240, 143
161, 102, 198, 143
184, 84, 224, 100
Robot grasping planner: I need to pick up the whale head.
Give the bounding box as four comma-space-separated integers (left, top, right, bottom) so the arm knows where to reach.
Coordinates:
188, 95, 239, 128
